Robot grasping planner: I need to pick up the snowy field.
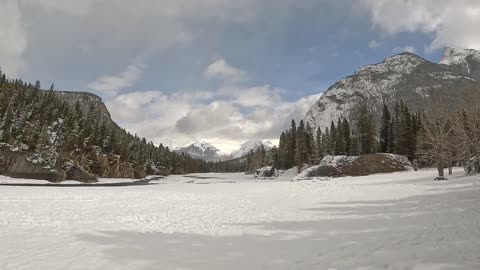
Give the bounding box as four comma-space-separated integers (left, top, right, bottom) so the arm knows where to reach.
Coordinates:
1, 168, 480, 270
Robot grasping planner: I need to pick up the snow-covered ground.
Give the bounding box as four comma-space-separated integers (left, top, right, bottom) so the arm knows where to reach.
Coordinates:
1, 168, 480, 269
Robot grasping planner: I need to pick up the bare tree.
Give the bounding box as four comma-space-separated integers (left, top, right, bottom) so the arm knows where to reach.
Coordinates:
416, 97, 458, 180
453, 90, 480, 174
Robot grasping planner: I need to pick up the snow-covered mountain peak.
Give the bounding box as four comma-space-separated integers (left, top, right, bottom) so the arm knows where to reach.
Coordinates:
231, 139, 273, 159
190, 140, 215, 151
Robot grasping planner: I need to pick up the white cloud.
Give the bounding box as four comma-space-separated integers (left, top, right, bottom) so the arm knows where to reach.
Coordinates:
219, 85, 283, 107
88, 64, 146, 97
19, 0, 94, 16
393, 45, 416, 54
361, 0, 480, 51
368, 40, 381, 49
0, 1, 28, 77
105, 87, 320, 152
205, 59, 247, 83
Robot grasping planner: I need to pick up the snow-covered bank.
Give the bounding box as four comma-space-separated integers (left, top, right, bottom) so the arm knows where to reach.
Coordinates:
1, 168, 480, 269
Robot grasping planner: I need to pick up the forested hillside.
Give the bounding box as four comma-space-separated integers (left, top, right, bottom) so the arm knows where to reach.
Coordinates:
0, 69, 246, 181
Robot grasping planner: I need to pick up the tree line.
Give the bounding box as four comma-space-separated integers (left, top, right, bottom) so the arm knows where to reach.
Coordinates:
273, 101, 421, 172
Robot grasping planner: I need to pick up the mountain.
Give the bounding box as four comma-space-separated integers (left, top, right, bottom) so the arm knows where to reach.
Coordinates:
304, 47, 480, 131
176, 141, 222, 161
230, 139, 273, 159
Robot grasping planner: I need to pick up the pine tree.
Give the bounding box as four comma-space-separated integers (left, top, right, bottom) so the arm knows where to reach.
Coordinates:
288, 120, 297, 168
355, 103, 376, 155
330, 121, 337, 155
1, 105, 13, 143
296, 120, 307, 172
343, 118, 351, 156
393, 101, 401, 154
305, 122, 314, 164
335, 118, 346, 155
316, 127, 323, 162
278, 131, 287, 169
0, 74, 6, 87
379, 104, 391, 153
323, 127, 330, 155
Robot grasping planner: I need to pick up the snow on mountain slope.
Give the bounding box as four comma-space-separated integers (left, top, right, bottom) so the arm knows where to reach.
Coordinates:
440, 47, 480, 80
305, 48, 480, 131
231, 140, 273, 159
176, 140, 222, 161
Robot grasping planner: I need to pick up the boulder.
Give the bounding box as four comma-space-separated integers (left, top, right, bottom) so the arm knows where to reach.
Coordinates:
254, 166, 276, 178
65, 161, 98, 183
133, 167, 147, 179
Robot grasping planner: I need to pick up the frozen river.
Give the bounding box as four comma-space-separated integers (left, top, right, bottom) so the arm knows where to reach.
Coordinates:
1, 169, 480, 269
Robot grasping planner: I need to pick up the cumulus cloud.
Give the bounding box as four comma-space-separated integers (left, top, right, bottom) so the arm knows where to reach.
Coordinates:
88, 64, 146, 97
205, 59, 247, 83
19, 0, 94, 16
368, 40, 381, 49
219, 85, 283, 107
0, 1, 28, 77
361, 0, 480, 50
105, 86, 321, 152
393, 45, 416, 54
175, 101, 240, 134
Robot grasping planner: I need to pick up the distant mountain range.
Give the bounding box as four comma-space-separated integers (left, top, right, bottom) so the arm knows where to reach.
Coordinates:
175, 141, 222, 161
304, 47, 480, 131
175, 139, 274, 161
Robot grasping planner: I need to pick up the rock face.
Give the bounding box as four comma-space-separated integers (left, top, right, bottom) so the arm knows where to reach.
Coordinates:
298, 154, 413, 179
305, 48, 480, 131
53, 91, 113, 126
0, 145, 65, 182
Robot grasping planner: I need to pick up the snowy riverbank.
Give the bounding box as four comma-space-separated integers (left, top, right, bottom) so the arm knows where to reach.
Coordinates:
1, 168, 480, 269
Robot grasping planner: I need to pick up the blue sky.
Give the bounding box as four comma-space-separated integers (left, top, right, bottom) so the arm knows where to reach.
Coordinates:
1, 0, 479, 152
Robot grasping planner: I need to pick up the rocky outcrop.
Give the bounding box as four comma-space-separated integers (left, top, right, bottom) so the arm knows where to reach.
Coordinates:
77, 149, 143, 179
0, 145, 66, 182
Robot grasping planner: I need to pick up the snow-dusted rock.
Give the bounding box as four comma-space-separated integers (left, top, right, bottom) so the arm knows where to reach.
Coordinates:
254, 166, 276, 178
